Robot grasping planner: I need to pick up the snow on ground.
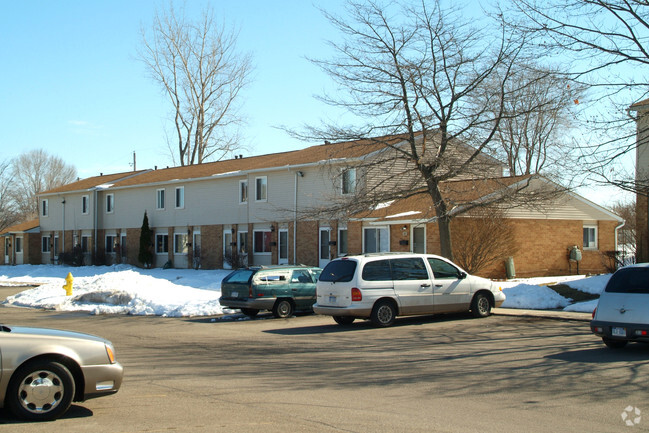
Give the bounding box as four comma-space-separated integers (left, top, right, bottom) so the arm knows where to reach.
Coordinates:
0, 264, 610, 317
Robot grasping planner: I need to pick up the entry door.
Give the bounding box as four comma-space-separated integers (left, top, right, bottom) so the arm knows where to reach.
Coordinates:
319, 227, 332, 268
278, 229, 289, 264
412, 226, 426, 253
391, 257, 434, 315
4, 239, 9, 264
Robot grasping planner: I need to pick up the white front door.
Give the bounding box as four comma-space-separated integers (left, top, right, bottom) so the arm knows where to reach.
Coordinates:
223, 232, 233, 269
412, 226, 426, 253
4, 238, 9, 264
319, 227, 332, 268
279, 229, 289, 265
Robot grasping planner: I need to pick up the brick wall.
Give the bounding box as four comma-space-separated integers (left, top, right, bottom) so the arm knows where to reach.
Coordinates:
201, 224, 223, 269
296, 221, 319, 266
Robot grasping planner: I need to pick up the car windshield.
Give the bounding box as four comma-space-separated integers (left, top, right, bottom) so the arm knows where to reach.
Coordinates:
604, 267, 649, 294
320, 260, 357, 282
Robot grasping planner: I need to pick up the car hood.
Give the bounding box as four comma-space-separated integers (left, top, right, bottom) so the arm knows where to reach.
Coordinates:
1, 325, 109, 344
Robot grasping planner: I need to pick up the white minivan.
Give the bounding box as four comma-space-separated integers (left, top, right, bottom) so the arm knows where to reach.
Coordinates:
313, 253, 505, 327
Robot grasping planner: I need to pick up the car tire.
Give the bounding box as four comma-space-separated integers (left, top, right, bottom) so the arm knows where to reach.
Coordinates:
333, 316, 355, 325
272, 299, 294, 318
240, 308, 259, 318
470, 293, 491, 318
7, 359, 76, 421
603, 337, 628, 349
371, 300, 396, 327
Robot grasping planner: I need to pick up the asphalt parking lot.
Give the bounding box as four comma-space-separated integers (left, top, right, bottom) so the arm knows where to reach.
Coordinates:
0, 287, 647, 432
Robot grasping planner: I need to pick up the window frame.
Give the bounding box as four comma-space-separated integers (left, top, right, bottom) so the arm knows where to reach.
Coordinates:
156, 188, 166, 210
363, 227, 390, 253
15, 237, 23, 254
239, 179, 248, 204
175, 186, 185, 209
105, 234, 117, 254
156, 233, 169, 254
255, 176, 268, 202
106, 193, 114, 214
41, 235, 51, 253
81, 195, 89, 215
253, 230, 272, 254
338, 227, 348, 256
238, 231, 248, 255
583, 224, 598, 250
174, 232, 189, 255
342, 168, 357, 195
41, 199, 49, 217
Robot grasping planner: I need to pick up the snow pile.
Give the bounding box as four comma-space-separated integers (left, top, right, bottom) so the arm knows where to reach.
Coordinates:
0, 264, 611, 317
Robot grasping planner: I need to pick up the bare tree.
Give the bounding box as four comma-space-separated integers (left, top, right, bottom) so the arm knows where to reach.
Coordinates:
451, 207, 519, 275
485, 64, 584, 178
139, 4, 253, 166
296, 0, 546, 261
10, 150, 77, 220
507, 0, 649, 194
0, 160, 18, 232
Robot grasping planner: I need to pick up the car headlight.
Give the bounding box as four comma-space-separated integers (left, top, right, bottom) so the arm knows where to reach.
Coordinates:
105, 343, 117, 364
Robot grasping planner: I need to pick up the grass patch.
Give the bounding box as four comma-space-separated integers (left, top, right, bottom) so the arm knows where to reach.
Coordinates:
547, 284, 599, 302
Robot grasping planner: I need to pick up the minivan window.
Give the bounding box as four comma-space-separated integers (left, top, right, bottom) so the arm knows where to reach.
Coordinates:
604, 267, 649, 294
391, 258, 429, 280
320, 260, 357, 282
428, 258, 461, 279
362, 259, 392, 281
224, 269, 255, 284
291, 269, 313, 284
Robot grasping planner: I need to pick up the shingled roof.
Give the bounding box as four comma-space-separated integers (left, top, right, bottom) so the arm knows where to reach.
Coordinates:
41, 133, 413, 195
0, 219, 40, 235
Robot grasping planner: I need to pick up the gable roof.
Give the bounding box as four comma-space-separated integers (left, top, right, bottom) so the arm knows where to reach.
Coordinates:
353, 176, 623, 223
0, 219, 40, 235
40, 133, 414, 195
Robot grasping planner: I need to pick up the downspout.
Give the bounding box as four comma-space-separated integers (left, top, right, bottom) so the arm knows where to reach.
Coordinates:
93, 189, 98, 262
294, 171, 303, 264
615, 220, 625, 265
61, 198, 66, 257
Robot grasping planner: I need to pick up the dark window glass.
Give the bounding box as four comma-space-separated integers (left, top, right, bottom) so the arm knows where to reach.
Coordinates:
291, 270, 313, 284
391, 258, 429, 280
362, 260, 393, 281
605, 268, 649, 294
224, 269, 255, 284
428, 258, 461, 279
320, 260, 357, 282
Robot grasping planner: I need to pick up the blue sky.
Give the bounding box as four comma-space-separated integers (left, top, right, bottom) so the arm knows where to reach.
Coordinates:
1, 0, 345, 178
0, 0, 634, 206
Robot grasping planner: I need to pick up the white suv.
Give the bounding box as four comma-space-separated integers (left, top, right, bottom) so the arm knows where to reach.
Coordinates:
313, 253, 505, 327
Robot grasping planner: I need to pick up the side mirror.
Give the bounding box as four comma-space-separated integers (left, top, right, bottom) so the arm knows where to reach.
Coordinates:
459, 272, 467, 279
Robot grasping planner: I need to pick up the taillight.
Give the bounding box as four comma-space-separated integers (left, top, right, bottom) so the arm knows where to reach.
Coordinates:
249, 285, 253, 297
592, 308, 597, 319
351, 287, 362, 302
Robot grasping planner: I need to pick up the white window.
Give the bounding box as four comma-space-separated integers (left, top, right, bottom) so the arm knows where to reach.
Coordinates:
175, 187, 184, 209
255, 176, 267, 202
15, 237, 23, 254
239, 180, 248, 204
106, 194, 114, 213
82, 195, 89, 215
253, 230, 272, 254
41, 199, 49, 217
174, 233, 189, 255
106, 235, 117, 253
157, 189, 165, 210
238, 231, 248, 255
363, 227, 390, 253
42, 236, 51, 253
156, 233, 169, 254
338, 228, 348, 256
342, 168, 356, 195
583, 225, 598, 250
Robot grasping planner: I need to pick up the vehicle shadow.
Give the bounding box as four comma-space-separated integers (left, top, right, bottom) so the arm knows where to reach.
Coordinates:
547, 343, 649, 363
263, 312, 475, 335
0, 405, 93, 424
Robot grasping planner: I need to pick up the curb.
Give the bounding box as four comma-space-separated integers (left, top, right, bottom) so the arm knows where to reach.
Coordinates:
494, 307, 592, 322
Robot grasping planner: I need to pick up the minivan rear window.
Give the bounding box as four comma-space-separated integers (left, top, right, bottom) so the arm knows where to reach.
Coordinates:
320, 260, 357, 282
605, 267, 649, 294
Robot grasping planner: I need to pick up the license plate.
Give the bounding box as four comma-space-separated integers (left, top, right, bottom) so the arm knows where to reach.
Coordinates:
329, 296, 336, 304
232, 291, 238, 298
612, 327, 626, 337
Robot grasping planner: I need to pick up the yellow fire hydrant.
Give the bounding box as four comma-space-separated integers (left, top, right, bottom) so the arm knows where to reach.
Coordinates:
62, 272, 74, 296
